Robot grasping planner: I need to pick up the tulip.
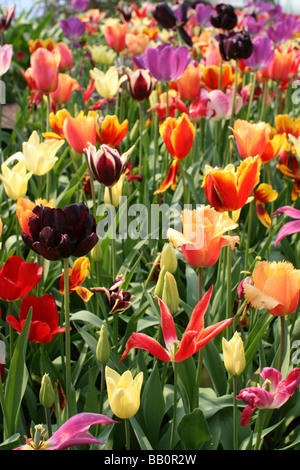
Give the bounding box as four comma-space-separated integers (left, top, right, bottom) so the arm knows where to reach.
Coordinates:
210, 3, 237, 30
85, 142, 131, 188
96, 325, 110, 365
105, 366, 143, 419
243, 36, 274, 71
30, 47, 60, 94
266, 16, 296, 45
21, 202, 98, 261
71, 0, 89, 11
196, 3, 213, 27
273, 205, 300, 246
119, 285, 233, 363
39, 374, 55, 409
176, 63, 202, 102
231, 120, 271, 159
88, 44, 116, 65
47, 108, 71, 139
16, 197, 55, 236
15, 412, 117, 450
125, 32, 149, 56
60, 16, 86, 41
28, 38, 56, 54
254, 183, 278, 228
202, 156, 261, 212
148, 89, 188, 121
0, 255, 43, 301
160, 242, 177, 274
63, 111, 97, 154
90, 66, 126, 99
206, 88, 242, 121
153, 2, 177, 29
168, 206, 239, 268
50, 73, 79, 105
222, 331, 246, 376
0, 153, 33, 200
237, 367, 300, 427
0, 5, 15, 32
59, 256, 93, 302
22, 130, 64, 176
263, 46, 300, 83
96, 114, 128, 147
243, 260, 300, 317
55, 42, 73, 71
126, 68, 156, 103
218, 30, 253, 62
101, 20, 127, 54
139, 42, 190, 83
200, 63, 238, 91
91, 275, 133, 315
0, 43, 13, 76
103, 175, 124, 207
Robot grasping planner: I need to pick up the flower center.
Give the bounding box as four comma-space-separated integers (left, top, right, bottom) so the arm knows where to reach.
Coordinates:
24, 424, 51, 450
167, 340, 180, 361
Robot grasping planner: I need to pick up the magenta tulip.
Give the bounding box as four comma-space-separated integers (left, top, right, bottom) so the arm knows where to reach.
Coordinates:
273, 206, 300, 246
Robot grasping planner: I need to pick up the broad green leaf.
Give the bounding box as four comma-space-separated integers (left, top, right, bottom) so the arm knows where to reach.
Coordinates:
178, 408, 211, 450
141, 363, 165, 447
130, 415, 153, 450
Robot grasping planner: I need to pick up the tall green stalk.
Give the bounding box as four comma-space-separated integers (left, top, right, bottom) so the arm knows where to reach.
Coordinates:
63, 257, 72, 420
170, 362, 178, 449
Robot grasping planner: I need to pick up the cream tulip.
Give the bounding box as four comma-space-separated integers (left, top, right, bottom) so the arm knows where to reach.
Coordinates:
0, 153, 32, 200
222, 331, 246, 376
22, 131, 65, 176
90, 66, 126, 99
88, 44, 116, 65
105, 366, 143, 419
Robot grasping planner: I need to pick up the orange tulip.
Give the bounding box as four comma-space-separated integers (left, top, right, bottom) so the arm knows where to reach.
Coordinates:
168, 206, 239, 268
176, 63, 202, 102
16, 197, 55, 236
59, 256, 93, 302
202, 156, 261, 212
243, 260, 300, 317
200, 63, 240, 91
274, 114, 300, 140
96, 114, 128, 147
28, 38, 56, 54
101, 21, 127, 53
63, 111, 97, 154
45, 109, 71, 140
125, 32, 149, 55
263, 46, 300, 83
30, 47, 60, 93
231, 120, 271, 159
260, 133, 287, 163
50, 73, 79, 105
253, 183, 278, 228
154, 113, 195, 194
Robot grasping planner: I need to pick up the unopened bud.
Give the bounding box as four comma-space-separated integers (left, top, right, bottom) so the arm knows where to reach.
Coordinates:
160, 243, 177, 274
96, 324, 110, 364
154, 265, 166, 298
162, 271, 180, 315
222, 331, 246, 376
39, 374, 55, 408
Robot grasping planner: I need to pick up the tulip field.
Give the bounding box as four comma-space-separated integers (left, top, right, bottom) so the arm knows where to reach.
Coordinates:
1, 0, 300, 453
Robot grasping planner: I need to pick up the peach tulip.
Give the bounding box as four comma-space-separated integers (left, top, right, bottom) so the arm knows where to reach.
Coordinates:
63, 111, 97, 153
231, 120, 271, 159
101, 20, 127, 54
243, 260, 300, 316
176, 63, 202, 102
50, 73, 79, 105
30, 47, 60, 93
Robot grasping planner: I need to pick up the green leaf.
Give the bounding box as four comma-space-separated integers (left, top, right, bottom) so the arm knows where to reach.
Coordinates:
178, 408, 211, 450
0, 433, 20, 450
141, 363, 165, 446
203, 341, 228, 396
130, 415, 153, 450
245, 310, 273, 367
4, 310, 32, 439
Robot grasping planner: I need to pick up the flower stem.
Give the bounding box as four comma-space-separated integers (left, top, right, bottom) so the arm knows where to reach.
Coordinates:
170, 362, 178, 449
125, 419, 130, 450
45, 407, 52, 438
254, 409, 265, 450
178, 160, 188, 206
233, 374, 238, 450
278, 316, 285, 372
46, 93, 51, 201
245, 199, 254, 271
246, 72, 256, 121
226, 213, 233, 338
63, 257, 72, 420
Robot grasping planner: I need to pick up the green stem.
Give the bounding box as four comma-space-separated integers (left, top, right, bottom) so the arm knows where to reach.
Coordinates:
63, 257, 72, 420
226, 213, 233, 337
84, 153, 97, 218
178, 160, 188, 206
109, 187, 116, 281
278, 316, 285, 372
226, 61, 239, 164
46, 93, 51, 200
125, 419, 130, 450
254, 409, 265, 450
170, 362, 178, 449
245, 199, 254, 271
259, 81, 267, 122
246, 72, 256, 121
45, 407, 52, 438
233, 375, 238, 450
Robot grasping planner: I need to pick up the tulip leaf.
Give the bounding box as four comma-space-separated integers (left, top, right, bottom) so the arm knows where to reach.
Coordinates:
141, 363, 165, 447
245, 310, 273, 367
0, 433, 20, 450
3, 310, 32, 439
177, 408, 211, 450
203, 340, 228, 397
130, 415, 153, 450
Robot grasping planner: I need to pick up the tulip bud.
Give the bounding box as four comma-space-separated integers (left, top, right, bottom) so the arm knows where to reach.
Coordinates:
96, 325, 110, 364
222, 331, 246, 376
91, 242, 102, 262
160, 243, 177, 274
154, 265, 166, 298
39, 374, 55, 408
162, 271, 180, 315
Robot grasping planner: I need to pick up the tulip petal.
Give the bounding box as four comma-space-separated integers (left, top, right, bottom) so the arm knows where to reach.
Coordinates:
118, 332, 171, 363
156, 296, 177, 348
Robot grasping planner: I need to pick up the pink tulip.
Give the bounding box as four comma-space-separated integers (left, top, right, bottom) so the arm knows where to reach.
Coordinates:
0, 44, 13, 76
237, 367, 300, 426
273, 206, 300, 246
30, 47, 60, 93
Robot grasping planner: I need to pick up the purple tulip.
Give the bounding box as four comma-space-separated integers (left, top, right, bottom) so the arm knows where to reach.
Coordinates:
71, 0, 89, 11
0, 44, 13, 76
195, 3, 213, 27
21, 203, 98, 261
243, 36, 274, 71
143, 43, 190, 82
272, 205, 300, 246
266, 16, 296, 44
60, 16, 86, 40
243, 15, 266, 35
14, 412, 117, 450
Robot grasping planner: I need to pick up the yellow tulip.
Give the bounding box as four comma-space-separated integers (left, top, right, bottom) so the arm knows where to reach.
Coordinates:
0, 153, 33, 200
88, 44, 116, 65
105, 366, 143, 419
22, 131, 65, 176
90, 66, 126, 99
222, 331, 246, 376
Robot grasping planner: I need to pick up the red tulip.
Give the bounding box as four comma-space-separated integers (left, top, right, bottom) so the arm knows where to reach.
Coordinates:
0, 255, 43, 301
119, 286, 233, 363
6, 294, 66, 343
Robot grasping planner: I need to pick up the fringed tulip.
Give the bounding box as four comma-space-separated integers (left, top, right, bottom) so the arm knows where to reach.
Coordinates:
168, 206, 239, 268
202, 156, 261, 212
119, 286, 233, 363
105, 367, 143, 419
237, 367, 300, 426
0, 255, 43, 301
243, 260, 300, 317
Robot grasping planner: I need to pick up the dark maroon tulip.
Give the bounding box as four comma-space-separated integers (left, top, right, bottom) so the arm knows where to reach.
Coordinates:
85, 143, 129, 187
21, 203, 98, 261
153, 3, 178, 29
218, 30, 253, 61
91, 275, 133, 314
127, 68, 156, 102
0, 5, 15, 32
210, 3, 237, 31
